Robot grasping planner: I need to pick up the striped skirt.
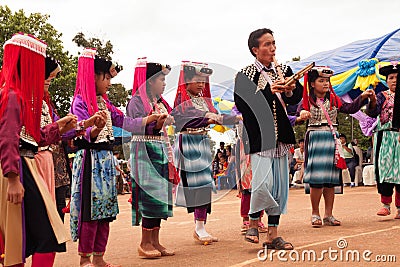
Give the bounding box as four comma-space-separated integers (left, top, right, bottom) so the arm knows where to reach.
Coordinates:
374, 120, 400, 184
174, 133, 215, 212
303, 130, 341, 186
130, 141, 173, 226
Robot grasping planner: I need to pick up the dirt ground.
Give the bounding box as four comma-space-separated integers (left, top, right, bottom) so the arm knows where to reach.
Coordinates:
26, 185, 399, 266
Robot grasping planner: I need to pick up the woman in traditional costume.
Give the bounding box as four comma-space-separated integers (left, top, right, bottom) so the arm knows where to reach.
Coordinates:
0, 33, 75, 267
69, 48, 141, 267
172, 61, 241, 244
38, 57, 104, 220
366, 63, 400, 219
126, 58, 175, 258
300, 66, 375, 227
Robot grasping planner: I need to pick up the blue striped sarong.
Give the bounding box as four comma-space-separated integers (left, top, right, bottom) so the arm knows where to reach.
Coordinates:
174, 133, 215, 212
130, 141, 173, 226
303, 130, 341, 185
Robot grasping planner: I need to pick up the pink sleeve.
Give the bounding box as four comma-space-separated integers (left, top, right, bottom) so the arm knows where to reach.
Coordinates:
0, 92, 22, 177
38, 122, 61, 147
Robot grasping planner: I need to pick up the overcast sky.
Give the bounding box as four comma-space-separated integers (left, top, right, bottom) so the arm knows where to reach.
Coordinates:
2, 0, 400, 102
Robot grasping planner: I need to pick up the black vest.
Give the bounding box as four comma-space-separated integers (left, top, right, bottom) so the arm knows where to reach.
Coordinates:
234, 64, 303, 154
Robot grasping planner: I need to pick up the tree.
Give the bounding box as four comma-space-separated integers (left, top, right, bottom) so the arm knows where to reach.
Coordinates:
108, 83, 129, 108
72, 32, 129, 107
72, 32, 114, 60
0, 5, 77, 117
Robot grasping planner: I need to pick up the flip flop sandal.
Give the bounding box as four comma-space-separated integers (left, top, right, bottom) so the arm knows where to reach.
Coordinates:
241, 221, 250, 233
323, 216, 341, 226
244, 227, 259, 243
377, 207, 391, 216
263, 237, 294, 250
258, 222, 268, 233
311, 215, 322, 228
394, 212, 400, 219
193, 231, 213, 245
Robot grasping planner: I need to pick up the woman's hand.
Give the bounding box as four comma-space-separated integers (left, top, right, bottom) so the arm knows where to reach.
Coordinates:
145, 114, 161, 125
57, 113, 77, 134
155, 114, 168, 129
84, 111, 107, 128
7, 172, 24, 204
93, 110, 107, 129
164, 115, 175, 126
361, 89, 376, 101
235, 115, 243, 122
299, 110, 311, 120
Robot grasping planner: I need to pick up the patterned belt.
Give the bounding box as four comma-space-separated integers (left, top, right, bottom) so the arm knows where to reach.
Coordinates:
307, 125, 337, 131
180, 127, 209, 135
131, 135, 164, 142
20, 149, 36, 158
38, 146, 53, 152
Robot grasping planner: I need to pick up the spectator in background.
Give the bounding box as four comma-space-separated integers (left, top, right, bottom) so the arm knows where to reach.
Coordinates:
366, 137, 373, 163
225, 145, 236, 189
212, 152, 222, 178
293, 139, 305, 184
113, 151, 126, 195
216, 141, 226, 156
339, 134, 357, 187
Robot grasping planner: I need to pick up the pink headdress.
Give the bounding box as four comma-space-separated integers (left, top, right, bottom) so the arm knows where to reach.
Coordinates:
132, 57, 171, 114
132, 57, 151, 113
73, 48, 98, 116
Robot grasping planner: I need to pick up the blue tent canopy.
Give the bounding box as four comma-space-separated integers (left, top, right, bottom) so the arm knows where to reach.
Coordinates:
288, 28, 400, 74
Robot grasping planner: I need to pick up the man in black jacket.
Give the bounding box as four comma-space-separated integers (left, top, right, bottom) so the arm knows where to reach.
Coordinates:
234, 28, 303, 250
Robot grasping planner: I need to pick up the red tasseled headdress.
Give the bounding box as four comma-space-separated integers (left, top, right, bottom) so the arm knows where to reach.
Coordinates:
173, 61, 217, 113
0, 33, 47, 142
303, 66, 342, 111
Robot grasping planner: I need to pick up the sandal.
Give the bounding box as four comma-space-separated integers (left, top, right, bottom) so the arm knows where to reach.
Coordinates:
210, 236, 219, 242
193, 231, 213, 245
394, 211, 400, 219
323, 216, 341, 226
244, 227, 259, 243
377, 207, 391, 216
138, 246, 162, 258
159, 249, 175, 256
311, 215, 322, 228
241, 221, 250, 234
258, 222, 268, 233
263, 237, 294, 250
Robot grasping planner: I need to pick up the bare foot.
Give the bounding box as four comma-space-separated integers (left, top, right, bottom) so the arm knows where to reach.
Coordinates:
152, 242, 166, 252
80, 256, 93, 267
92, 255, 121, 267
